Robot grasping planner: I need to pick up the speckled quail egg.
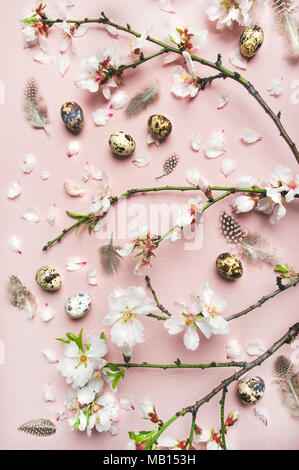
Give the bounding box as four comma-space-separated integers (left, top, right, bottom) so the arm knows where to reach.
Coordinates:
148, 114, 172, 142
216, 253, 243, 280
240, 25, 264, 58
61, 101, 84, 134
238, 376, 265, 405
64, 293, 91, 320
109, 131, 136, 158
35, 266, 61, 292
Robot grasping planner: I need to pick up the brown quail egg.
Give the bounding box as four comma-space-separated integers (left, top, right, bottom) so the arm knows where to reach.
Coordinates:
238, 376, 265, 405
148, 114, 172, 142
35, 266, 61, 292
61, 101, 84, 134
216, 253, 243, 280
109, 131, 136, 158
240, 25, 264, 58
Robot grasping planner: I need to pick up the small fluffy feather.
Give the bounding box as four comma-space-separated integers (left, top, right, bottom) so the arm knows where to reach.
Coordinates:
18, 419, 56, 437
24, 78, 49, 133
221, 211, 280, 265
156, 154, 179, 179
126, 84, 159, 116
8, 275, 37, 319
272, 0, 299, 56
274, 355, 299, 418
100, 236, 122, 274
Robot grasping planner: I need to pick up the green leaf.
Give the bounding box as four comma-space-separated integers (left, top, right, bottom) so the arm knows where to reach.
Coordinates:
112, 368, 126, 389
274, 264, 288, 273
56, 337, 71, 344
66, 210, 87, 221
66, 332, 83, 351
77, 329, 83, 351
107, 363, 120, 372
83, 407, 91, 425
128, 429, 157, 443
75, 224, 84, 235
100, 332, 106, 340
88, 223, 95, 235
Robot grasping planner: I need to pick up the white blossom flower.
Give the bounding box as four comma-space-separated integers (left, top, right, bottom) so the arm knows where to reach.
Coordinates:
86, 394, 118, 436
55, 20, 87, 53
232, 195, 257, 213
21, 2, 50, 48
57, 334, 108, 388
164, 24, 207, 64
269, 164, 299, 203
102, 286, 157, 349
206, 0, 264, 31
74, 47, 120, 99
186, 168, 208, 191
171, 51, 200, 98
199, 282, 229, 336
164, 296, 203, 351
126, 22, 153, 56
193, 426, 211, 443
89, 172, 111, 216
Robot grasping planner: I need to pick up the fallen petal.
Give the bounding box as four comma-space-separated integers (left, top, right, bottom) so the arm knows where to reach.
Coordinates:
221, 158, 237, 177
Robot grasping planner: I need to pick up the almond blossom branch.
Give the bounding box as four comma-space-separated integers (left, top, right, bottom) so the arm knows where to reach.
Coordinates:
187, 411, 197, 449
41, 12, 299, 164
145, 275, 171, 317
105, 360, 247, 370
144, 322, 299, 449
220, 387, 228, 450
225, 276, 299, 321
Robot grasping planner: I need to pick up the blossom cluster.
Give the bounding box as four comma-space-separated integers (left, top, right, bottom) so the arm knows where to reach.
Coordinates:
56, 331, 118, 436
206, 0, 265, 31
232, 165, 299, 224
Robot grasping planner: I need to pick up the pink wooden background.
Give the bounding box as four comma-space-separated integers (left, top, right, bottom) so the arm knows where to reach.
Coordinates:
0, 0, 298, 450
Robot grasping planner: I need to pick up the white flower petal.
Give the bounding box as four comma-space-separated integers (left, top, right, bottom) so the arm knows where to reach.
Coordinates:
160, 0, 176, 13
57, 53, 71, 76
191, 132, 202, 151
7, 180, 21, 199
254, 406, 268, 426
183, 327, 199, 351
246, 342, 266, 356
42, 349, 58, 363
87, 268, 98, 286
226, 340, 246, 361
147, 132, 160, 146
66, 140, 80, 158
110, 90, 129, 109
204, 130, 226, 159
21, 208, 40, 223
120, 394, 134, 410
66, 256, 87, 271
43, 383, 56, 402
132, 153, 150, 167
221, 158, 237, 177
8, 235, 22, 254
40, 169, 50, 180
93, 108, 113, 126
47, 203, 56, 225
267, 78, 283, 96
217, 92, 230, 109
229, 49, 247, 70
64, 181, 86, 197
22, 153, 36, 173
106, 25, 119, 37
232, 195, 255, 213
240, 128, 262, 144
42, 303, 55, 322
82, 162, 91, 182
34, 51, 53, 64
